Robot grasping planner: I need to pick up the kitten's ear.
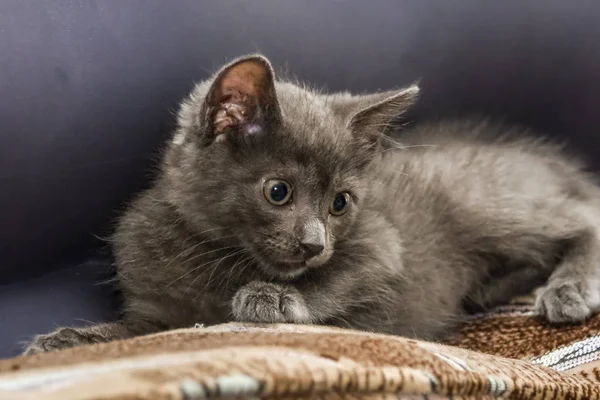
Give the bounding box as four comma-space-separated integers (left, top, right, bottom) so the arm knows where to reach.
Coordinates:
348, 84, 419, 148
201, 54, 281, 144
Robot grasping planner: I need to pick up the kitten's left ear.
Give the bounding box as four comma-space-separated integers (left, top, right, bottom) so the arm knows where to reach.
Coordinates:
348, 84, 420, 148
201, 54, 281, 144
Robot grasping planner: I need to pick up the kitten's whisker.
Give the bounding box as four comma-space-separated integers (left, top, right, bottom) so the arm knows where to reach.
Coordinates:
163, 235, 238, 272
166, 244, 243, 287
193, 249, 248, 296
179, 244, 241, 266
195, 249, 248, 300
363, 123, 400, 129
380, 135, 435, 147
187, 226, 232, 240
392, 144, 438, 149
376, 145, 438, 156
167, 256, 226, 289
236, 258, 255, 283
220, 254, 253, 290
171, 235, 236, 261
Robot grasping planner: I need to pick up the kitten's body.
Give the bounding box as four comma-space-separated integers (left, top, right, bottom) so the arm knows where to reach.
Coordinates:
25, 56, 600, 353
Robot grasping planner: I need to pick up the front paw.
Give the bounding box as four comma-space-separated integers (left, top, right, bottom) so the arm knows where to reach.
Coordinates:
535, 279, 599, 323
23, 327, 97, 355
232, 281, 312, 324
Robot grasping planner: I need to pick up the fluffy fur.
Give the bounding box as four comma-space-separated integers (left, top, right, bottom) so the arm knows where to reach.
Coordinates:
24, 55, 600, 354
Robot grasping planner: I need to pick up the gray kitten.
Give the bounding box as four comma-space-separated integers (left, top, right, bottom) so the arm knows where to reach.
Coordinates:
25, 54, 600, 354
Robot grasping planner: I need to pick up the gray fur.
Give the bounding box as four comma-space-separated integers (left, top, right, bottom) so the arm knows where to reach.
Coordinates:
24, 55, 600, 354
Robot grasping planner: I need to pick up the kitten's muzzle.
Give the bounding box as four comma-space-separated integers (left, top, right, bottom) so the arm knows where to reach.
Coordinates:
299, 218, 326, 260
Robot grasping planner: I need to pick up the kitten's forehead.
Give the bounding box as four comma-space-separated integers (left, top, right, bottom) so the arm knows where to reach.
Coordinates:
276, 82, 345, 140
262, 132, 360, 194
277, 82, 350, 151
260, 83, 366, 185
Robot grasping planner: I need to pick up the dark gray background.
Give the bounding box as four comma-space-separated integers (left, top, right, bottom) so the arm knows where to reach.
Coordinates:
2, 0, 600, 358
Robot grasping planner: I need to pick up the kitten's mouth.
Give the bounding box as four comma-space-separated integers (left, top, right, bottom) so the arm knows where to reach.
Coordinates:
275, 259, 307, 272
272, 251, 332, 274
259, 259, 308, 280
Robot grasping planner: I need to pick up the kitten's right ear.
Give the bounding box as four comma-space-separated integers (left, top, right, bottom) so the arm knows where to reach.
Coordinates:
348, 84, 419, 150
199, 54, 281, 145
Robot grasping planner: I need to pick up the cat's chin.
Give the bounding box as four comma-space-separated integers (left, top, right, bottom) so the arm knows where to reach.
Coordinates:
258, 261, 308, 281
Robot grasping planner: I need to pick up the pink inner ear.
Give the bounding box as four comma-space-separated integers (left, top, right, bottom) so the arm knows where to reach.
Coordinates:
218, 61, 269, 105
208, 58, 276, 139
222, 79, 255, 104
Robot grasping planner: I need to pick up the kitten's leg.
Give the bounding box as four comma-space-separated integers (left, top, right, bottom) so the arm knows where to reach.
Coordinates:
481, 202, 600, 322
23, 321, 131, 355
465, 265, 550, 312
232, 276, 369, 326
231, 281, 313, 324
535, 227, 600, 322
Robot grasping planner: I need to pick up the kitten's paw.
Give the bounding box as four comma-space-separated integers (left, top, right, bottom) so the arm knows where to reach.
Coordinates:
23, 327, 98, 355
535, 279, 599, 323
232, 281, 312, 324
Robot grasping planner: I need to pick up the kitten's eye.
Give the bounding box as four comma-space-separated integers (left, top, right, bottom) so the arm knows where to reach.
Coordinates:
264, 180, 293, 205
330, 192, 351, 216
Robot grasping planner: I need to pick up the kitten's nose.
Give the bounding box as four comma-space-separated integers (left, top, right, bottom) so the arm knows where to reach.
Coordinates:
300, 241, 325, 258
300, 219, 325, 259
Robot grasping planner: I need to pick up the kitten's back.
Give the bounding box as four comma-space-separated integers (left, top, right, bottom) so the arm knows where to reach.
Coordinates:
368, 120, 600, 304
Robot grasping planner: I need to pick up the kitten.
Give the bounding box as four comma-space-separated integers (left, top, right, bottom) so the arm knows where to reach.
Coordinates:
24, 54, 600, 354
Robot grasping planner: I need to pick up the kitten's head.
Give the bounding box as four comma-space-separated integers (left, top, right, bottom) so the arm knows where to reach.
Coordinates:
166, 54, 418, 280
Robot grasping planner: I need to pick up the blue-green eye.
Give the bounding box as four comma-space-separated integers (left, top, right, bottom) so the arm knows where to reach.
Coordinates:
330, 192, 351, 216
264, 180, 293, 205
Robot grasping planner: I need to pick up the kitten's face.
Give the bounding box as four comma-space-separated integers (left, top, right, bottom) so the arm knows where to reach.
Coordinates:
170, 55, 418, 280
213, 127, 366, 280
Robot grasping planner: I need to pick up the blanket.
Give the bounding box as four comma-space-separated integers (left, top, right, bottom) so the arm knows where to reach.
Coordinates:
1, 301, 600, 399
